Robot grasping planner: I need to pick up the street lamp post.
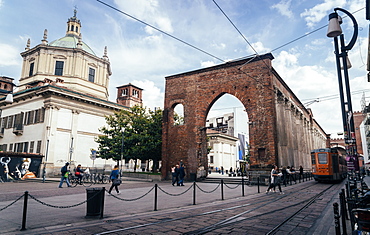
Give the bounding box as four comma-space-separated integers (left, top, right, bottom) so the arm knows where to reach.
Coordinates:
121, 127, 125, 175
327, 8, 359, 171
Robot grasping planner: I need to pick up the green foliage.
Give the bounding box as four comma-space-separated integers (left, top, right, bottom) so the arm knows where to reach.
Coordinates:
95, 106, 162, 171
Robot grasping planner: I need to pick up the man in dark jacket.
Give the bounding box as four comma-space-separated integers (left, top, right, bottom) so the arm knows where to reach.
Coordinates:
178, 165, 186, 186
58, 162, 71, 188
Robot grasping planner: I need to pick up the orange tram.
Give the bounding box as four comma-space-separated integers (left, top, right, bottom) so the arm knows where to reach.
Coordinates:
311, 148, 347, 183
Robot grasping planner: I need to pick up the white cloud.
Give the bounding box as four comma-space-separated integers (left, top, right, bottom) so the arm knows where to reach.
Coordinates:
0, 43, 19, 66
201, 61, 216, 68
0, 0, 3, 9
131, 80, 164, 109
271, 0, 294, 19
114, 0, 173, 34
300, 0, 346, 28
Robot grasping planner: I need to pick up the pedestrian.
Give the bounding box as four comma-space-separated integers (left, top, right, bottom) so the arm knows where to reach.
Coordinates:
291, 166, 296, 183
178, 164, 185, 186
299, 165, 303, 180
75, 164, 84, 184
281, 166, 288, 186
171, 165, 178, 186
266, 165, 276, 194
221, 166, 224, 175
274, 167, 284, 194
58, 162, 71, 188
286, 166, 292, 184
108, 165, 121, 195
266, 165, 284, 194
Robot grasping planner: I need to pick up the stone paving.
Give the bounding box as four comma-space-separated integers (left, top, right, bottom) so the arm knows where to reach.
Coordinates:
0, 174, 365, 234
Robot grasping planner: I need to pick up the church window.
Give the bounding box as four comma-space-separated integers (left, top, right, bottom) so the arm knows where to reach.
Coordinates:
4, 84, 7, 89
76, 26, 78, 33
29, 62, 34, 77
133, 89, 139, 98
9, 143, 13, 152
88, 68, 95, 82
55, 61, 64, 76
71, 25, 74, 32
122, 88, 128, 96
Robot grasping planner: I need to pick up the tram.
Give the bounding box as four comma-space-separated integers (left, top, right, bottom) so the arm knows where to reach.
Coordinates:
311, 148, 347, 182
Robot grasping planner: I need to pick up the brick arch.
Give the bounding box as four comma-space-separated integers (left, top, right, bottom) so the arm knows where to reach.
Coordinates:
162, 53, 279, 180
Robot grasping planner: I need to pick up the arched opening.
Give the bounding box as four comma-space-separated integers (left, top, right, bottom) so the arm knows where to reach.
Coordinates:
205, 94, 249, 175
173, 103, 184, 126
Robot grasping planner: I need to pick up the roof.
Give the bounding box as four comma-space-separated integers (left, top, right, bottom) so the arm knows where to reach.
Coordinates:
49, 36, 96, 56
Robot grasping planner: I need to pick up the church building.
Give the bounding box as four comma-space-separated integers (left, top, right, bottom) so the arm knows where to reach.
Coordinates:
0, 10, 142, 179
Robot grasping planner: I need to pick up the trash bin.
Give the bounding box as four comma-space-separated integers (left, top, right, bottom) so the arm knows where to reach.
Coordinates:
86, 187, 103, 216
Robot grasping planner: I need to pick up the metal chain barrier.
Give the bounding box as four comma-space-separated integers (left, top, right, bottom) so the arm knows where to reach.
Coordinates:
105, 186, 155, 201
157, 184, 193, 196
223, 182, 241, 189
0, 194, 24, 212
28, 190, 102, 208
196, 183, 221, 193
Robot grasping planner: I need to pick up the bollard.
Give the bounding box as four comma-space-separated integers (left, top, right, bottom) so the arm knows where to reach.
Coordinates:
221, 179, 224, 200
154, 184, 158, 211
257, 177, 260, 193
241, 175, 245, 197
339, 191, 347, 235
20, 191, 29, 231
342, 188, 349, 220
333, 202, 341, 235
100, 187, 105, 219
193, 181, 196, 205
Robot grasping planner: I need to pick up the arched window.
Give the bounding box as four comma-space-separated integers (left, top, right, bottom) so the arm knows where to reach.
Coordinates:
173, 103, 184, 125
71, 25, 74, 32
122, 88, 128, 96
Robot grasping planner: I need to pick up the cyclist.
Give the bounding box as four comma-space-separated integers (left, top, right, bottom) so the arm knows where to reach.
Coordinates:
75, 164, 84, 184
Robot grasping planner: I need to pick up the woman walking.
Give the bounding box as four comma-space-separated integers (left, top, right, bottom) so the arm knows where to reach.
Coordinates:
108, 165, 121, 195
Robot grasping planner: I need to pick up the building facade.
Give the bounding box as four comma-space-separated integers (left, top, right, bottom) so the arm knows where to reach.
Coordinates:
0, 10, 142, 179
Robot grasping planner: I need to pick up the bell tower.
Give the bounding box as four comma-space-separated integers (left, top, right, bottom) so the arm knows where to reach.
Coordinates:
116, 84, 143, 107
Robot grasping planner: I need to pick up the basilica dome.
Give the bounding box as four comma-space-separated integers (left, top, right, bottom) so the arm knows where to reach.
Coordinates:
49, 36, 96, 56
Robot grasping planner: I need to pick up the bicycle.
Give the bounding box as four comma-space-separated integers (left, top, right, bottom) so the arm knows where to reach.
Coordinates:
92, 173, 110, 184
68, 173, 93, 187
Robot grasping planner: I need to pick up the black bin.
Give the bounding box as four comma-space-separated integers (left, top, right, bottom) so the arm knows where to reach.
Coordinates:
86, 187, 104, 216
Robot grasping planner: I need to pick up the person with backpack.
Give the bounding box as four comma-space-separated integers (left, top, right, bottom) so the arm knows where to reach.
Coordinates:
108, 165, 121, 195
58, 162, 71, 188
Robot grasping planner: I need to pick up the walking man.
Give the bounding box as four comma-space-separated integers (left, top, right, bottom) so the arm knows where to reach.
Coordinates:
59, 162, 71, 188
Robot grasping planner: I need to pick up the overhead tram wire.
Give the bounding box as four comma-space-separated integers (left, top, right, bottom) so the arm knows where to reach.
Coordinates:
213, 1, 368, 110
96, 0, 225, 63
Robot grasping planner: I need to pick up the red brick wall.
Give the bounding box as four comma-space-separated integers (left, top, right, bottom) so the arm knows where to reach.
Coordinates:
162, 54, 278, 179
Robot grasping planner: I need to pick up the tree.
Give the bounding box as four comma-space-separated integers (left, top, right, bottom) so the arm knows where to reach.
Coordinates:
95, 106, 162, 172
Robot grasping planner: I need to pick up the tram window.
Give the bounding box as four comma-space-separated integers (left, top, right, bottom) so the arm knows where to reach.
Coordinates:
311, 154, 316, 165
318, 153, 328, 164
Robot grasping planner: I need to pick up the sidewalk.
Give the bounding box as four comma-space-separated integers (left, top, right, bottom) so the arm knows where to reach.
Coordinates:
0, 175, 349, 234
0, 178, 260, 234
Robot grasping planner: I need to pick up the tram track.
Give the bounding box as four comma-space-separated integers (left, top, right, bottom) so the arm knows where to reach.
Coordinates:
93, 181, 334, 235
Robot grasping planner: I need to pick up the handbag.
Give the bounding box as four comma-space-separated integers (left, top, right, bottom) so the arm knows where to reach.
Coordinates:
113, 178, 122, 186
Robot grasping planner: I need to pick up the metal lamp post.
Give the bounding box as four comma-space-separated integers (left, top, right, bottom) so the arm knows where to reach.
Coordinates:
121, 127, 125, 174
327, 8, 359, 171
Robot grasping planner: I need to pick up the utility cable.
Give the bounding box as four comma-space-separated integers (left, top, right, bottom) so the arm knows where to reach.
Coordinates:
96, 0, 225, 63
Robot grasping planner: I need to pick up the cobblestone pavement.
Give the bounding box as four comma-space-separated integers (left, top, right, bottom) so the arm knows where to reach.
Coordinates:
0, 176, 353, 235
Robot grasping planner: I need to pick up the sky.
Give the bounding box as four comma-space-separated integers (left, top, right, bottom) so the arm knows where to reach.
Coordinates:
0, 0, 369, 138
